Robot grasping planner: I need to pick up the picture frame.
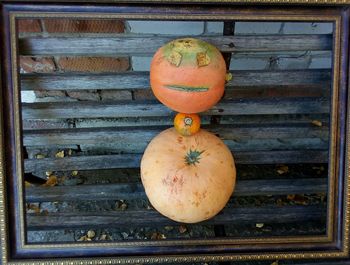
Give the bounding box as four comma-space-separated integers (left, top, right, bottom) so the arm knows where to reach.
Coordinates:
1, 1, 350, 264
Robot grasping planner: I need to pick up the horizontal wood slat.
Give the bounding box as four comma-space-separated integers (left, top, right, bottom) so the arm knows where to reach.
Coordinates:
21, 98, 330, 119
25, 178, 327, 202
22, 125, 328, 146
19, 34, 332, 56
26, 205, 326, 230
20, 69, 331, 91
24, 150, 328, 173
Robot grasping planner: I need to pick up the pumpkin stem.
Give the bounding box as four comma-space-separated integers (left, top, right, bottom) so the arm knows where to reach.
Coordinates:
185, 149, 204, 166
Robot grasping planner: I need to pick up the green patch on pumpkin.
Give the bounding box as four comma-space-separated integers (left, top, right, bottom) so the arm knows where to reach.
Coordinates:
165, 84, 209, 92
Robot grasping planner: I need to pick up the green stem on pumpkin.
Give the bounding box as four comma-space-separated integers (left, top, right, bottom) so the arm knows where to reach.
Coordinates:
185, 149, 205, 166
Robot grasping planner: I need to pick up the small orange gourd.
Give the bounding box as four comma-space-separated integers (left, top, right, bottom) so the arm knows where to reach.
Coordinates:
174, 113, 201, 136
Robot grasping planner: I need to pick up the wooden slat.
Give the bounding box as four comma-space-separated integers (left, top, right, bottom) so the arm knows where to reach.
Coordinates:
19, 35, 332, 56
21, 98, 330, 119
22, 124, 328, 146
24, 138, 328, 154
24, 150, 328, 173
25, 178, 327, 202
26, 205, 326, 230
20, 69, 331, 91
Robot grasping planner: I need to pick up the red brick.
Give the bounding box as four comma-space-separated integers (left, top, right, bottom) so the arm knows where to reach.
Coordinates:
67, 91, 100, 101
100, 90, 132, 101
18, 19, 41, 33
43, 19, 125, 33
57, 57, 130, 73
20, 56, 56, 73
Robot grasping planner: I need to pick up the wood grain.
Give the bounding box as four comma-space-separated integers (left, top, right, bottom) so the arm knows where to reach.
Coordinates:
26, 205, 326, 230
20, 69, 331, 91
25, 178, 327, 202
19, 34, 332, 56
21, 97, 330, 119
24, 150, 328, 173
22, 124, 329, 146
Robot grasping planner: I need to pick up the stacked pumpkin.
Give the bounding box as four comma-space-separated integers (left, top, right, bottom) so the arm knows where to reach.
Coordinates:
141, 38, 236, 223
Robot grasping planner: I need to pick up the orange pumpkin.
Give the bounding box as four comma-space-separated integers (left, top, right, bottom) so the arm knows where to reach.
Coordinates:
150, 38, 227, 113
140, 128, 236, 223
174, 113, 201, 136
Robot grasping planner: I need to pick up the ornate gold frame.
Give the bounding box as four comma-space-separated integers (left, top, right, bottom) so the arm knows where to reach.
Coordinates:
0, 3, 349, 264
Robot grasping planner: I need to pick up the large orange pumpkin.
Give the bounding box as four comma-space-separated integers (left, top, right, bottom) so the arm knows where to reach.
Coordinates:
150, 38, 227, 113
140, 128, 236, 223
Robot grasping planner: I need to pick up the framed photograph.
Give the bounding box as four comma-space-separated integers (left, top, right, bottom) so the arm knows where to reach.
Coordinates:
0, 1, 349, 264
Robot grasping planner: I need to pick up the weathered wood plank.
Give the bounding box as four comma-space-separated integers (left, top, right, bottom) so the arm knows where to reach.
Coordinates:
20, 69, 331, 91
21, 98, 330, 119
19, 35, 332, 56
22, 125, 328, 146
24, 150, 328, 173
25, 138, 328, 155
25, 178, 327, 202
22, 114, 329, 130
26, 205, 326, 230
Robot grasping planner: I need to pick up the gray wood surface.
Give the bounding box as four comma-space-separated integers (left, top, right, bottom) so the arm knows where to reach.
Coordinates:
25, 178, 327, 202
19, 34, 332, 56
20, 69, 331, 91
26, 205, 326, 230
22, 98, 330, 119
24, 150, 328, 173
22, 124, 328, 146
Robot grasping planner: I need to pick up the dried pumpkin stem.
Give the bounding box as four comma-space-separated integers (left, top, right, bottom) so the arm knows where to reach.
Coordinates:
185, 149, 204, 166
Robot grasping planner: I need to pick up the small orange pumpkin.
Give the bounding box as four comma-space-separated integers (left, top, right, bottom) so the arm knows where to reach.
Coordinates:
174, 113, 201, 136
150, 38, 227, 113
141, 128, 236, 223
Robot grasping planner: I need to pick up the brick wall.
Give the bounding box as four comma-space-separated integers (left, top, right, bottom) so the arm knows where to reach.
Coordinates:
20, 19, 130, 103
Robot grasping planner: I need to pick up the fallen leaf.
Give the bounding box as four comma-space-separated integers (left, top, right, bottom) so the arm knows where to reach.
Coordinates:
55, 150, 65, 158
45, 171, 53, 177
225, 72, 233, 82
178, 225, 187, 234
115, 200, 128, 210
151, 232, 166, 240
276, 165, 289, 175
99, 234, 107, 240
25, 181, 33, 188
255, 223, 264, 228
311, 120, 322, 127
276, 198, 284, 206
27, 203, 40, 214
287, 194, 296, 201
42, 175, 58, 187
40, 210, 49, 215
313, 166, 325, 171
78, 235, 92, 241
271, 261, 279, 265
71, 170, 79, 176
77, 236, 87, 241
87, 230, 95, 239
68, 149, 73, 156
120, 203, 127, 211
293, 194, 309, 205
35, 154, 45, 159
